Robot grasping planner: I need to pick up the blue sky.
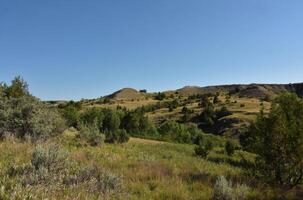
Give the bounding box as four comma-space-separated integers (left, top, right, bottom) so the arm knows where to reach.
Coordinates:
1, 0, 303, 100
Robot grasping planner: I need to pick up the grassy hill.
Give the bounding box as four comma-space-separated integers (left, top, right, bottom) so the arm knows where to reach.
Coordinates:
80, 87, 272, 138
106, 88, 147, 100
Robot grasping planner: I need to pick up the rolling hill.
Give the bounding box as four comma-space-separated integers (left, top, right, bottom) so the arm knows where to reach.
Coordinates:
176, 82, 303, 99
70, 82, 303, 138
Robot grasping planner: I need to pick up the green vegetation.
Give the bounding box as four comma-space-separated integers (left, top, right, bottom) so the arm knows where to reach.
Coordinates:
0, 77, 65, 140
242, 93, 303, 189
195, 140, 213, 158
212, 176, 250, 200
155, 92, 166, 100
0, 76, 303, 199
225, 140, 236, 156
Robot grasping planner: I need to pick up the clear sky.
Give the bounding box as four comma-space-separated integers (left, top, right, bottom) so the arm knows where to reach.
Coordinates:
1, 0, 303, 100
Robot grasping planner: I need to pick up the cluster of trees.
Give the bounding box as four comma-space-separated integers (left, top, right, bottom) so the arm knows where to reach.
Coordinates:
200, 95, 232, 127
241, 93, 303, 189
158, 121, 205, 144
60, 102, 210, 145
0, 77, 65, 140
128, 98, 181, 114
59, 102, 165, 144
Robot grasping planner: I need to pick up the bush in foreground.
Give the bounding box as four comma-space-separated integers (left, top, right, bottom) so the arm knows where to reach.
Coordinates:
212, 176, 250, 200
5, 144, 124, 199
0, 95, 65, 140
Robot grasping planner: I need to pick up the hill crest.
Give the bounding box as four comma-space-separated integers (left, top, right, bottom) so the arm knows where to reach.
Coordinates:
107, 88, 145, 100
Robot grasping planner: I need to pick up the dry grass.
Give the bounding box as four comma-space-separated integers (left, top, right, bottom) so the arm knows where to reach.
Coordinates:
86, 99, 159, 110
0, 135, 301, 199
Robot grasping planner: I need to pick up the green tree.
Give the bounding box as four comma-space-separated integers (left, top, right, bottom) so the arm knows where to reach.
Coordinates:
200, 95, 216, 126
201, 95, 211, 108
80, 108, 104, 128
5, 76, 29, 98
105, 129, 129, 143
121, 112, 140, 133
225, 140, 235, 156
61, 105, 80, 127
195, 140, 213, 158
103, 110, 121, 132
181, 106, 191, 122
242, 93, 303, 188
201, 101, 215, 126
0, 83, 8, 98
155, 92, 166, 100
213, 92, 220, 104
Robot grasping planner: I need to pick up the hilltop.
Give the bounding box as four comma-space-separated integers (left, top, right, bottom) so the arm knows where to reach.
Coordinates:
106, 88, 146, 100
102, 82, 303, 101
176, 82, 303, 99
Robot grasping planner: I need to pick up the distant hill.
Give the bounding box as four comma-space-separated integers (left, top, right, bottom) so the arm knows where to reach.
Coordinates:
106, 88, 146, 100
75, 82, 303, 138
176, 83, 303, 99
103, 83, 303, 102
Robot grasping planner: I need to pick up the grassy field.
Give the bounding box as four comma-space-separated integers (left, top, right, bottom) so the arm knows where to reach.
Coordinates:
85, 99, 159, 110
1, 133, 301, 200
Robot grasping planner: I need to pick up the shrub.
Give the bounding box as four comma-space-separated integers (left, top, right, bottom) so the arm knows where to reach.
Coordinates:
213, 93, 220, 104
193, 133, 204, 145
212, 176, 250, 200
155, 92, 166, 100
5, 144, 124, 198
19, 144, 69, 187
60, 104, 80, 127
0, 77, 66, 140
200, 99, 215, 126
167, 99, 179, 111
31, 144, 68, 172
225, 140, 235, 156
0, 96, 66, 140
105, 129, 129, 144
212, 176, 232, 200
195, 140, 213, 158
181, 106, 194, 122
64, 166, 123, 196
158, 120, 191, 143
157, 121, 208, 144
79, 121, 105, 146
